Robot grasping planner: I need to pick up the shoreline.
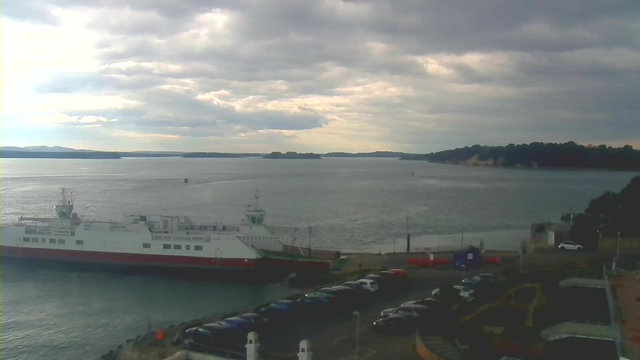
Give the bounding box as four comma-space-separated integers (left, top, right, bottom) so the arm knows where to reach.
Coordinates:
400, 159, 640, 172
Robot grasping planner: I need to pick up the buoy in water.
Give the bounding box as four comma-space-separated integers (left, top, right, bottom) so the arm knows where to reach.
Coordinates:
184, 178, 188, 183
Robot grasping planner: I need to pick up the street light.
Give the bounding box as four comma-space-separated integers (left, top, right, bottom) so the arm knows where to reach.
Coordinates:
353, 311, 360, 359
617, 232, 621, 261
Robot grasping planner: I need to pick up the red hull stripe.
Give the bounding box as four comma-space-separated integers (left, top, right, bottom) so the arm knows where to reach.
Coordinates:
0, 246, 257, 270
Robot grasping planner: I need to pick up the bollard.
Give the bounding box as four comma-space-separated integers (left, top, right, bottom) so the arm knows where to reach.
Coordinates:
246, 332, 260, 360
298, 339, 312, 360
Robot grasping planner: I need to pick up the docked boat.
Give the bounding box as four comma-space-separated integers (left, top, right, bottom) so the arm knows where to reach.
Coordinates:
0, 188, 339, 278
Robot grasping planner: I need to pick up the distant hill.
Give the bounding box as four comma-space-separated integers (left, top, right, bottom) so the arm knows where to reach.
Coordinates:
401, 142, 640, 170
264, 152, 322, 159
0, 150, 120, 159
324, 151, 408, 158
1, 146, 86, 152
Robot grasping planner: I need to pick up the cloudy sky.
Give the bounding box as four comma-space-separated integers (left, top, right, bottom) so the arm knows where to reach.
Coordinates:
2, 0, 639, 152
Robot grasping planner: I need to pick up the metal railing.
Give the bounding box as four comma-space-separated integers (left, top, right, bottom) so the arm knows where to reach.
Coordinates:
541, 320, 616, 341
560, 268, 604, 280
603, 263, 624, 358
184, 342, 246, 359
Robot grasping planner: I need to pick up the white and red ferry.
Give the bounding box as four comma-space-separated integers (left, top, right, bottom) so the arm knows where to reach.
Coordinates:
0, 188, 338, 276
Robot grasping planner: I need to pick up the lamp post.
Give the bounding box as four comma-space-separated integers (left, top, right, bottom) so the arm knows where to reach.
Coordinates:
616, 232, 621, 261
353, 311, 360, 359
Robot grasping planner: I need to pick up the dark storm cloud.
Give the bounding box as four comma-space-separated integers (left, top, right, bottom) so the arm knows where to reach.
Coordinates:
5, 0, 640, 150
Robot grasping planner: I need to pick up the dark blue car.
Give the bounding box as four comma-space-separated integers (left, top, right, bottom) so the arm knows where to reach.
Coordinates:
184, 323, 235, 347
258, 300, 301, 322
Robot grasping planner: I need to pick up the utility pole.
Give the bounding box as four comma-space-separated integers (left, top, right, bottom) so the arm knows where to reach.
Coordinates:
616, 232, 621, 261
406, 215, 410, 253
353, 311, 360, 359
308, 226, 312, 257
519, 238, 523, 273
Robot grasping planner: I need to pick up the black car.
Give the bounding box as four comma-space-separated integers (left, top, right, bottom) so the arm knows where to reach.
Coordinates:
372, 315, 416, 335
380, 304, 429, 319
318, 287, 351, 301
184, 323, 235, 347
401, 297, 440, 307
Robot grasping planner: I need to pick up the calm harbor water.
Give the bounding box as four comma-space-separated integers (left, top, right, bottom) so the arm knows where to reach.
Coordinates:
1, 157, 636, 360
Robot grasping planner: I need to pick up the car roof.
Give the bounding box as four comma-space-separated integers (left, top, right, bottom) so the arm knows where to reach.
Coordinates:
202, 323, 229, 330
240, 313, 264, 319
332, 286, 351, 290
223, 316, 248, 322
277, 299, 293, 304
343, 281, 358, 285
356, 278, 373, 283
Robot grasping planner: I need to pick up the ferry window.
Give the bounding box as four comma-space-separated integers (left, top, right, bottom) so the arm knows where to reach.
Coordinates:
58, 239, 65, 244
76, 240, 84, 245
173, 244, 182, 250
163, 244, 171, 250
143, 243, 151, 248
49, 238, 56, 243
23, 237, 30, 242
163, 219, 169, 229
194, 245, 203, 251
185, 245, 191, 250
32, 238, 39, 243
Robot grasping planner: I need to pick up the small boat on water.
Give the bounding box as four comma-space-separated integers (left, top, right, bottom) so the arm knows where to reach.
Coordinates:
0, 188, 339, 280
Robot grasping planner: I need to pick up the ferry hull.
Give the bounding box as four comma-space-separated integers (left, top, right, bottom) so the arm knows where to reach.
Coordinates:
0, 245, 332, 282
0, 245, 257, 270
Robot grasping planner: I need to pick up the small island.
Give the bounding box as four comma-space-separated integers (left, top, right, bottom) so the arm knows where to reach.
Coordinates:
324, 151, 407, 158
183, 152, 243, 158
401, 142, 640, 170
263, 151, 322, 159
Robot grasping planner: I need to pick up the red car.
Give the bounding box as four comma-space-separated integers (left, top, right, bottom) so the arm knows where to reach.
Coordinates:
388, 269, 408, 278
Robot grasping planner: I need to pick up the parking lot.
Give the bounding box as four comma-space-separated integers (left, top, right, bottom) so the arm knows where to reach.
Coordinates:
185, 250, 610, 360
187, 268, 478, 359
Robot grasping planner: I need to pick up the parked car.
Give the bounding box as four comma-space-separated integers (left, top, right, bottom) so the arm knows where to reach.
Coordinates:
462, 273, 498, 287
401, 297, 440, 307
296, 294, 332, 313
257, 300, 301, 322
341, 281, 368, 294
372, 315, 417, 335
558, 241, 584, 251
432, 285, 474, 300
388, 269, 409, 278
364, 274, 386, 288
237, 313, 270, 332
184, 323, 235, 347
380, 304, 429, 319
355, 278, 379, 292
